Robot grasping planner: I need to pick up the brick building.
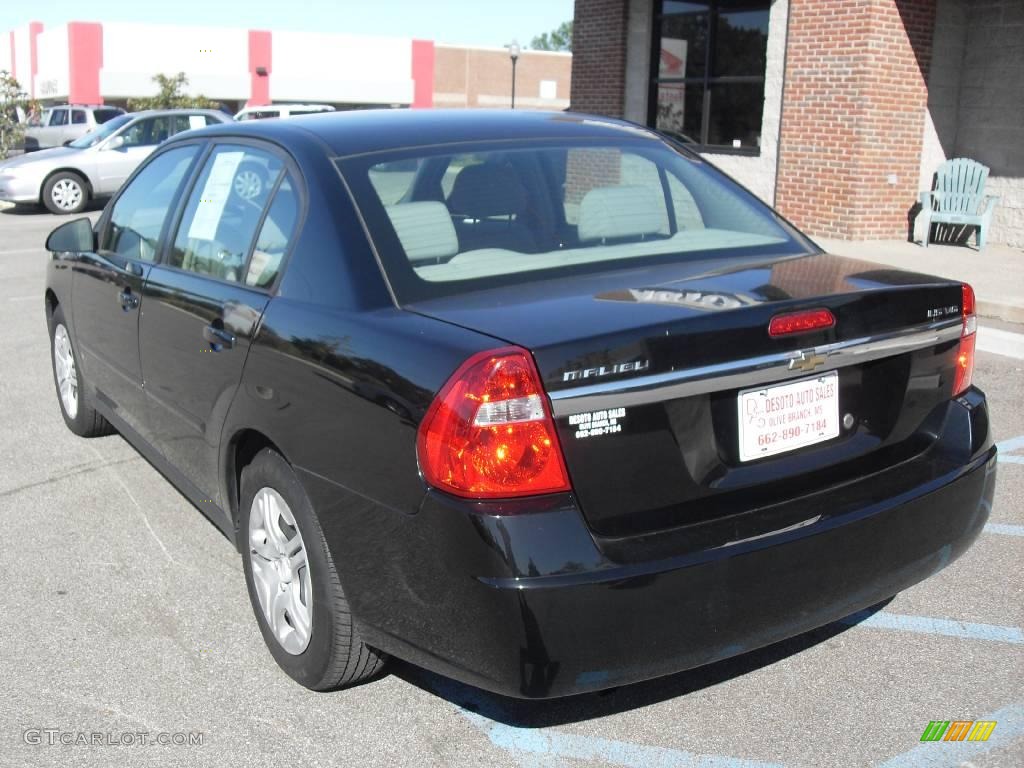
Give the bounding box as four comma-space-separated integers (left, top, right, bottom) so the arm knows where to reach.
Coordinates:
570, 0, 1023, 246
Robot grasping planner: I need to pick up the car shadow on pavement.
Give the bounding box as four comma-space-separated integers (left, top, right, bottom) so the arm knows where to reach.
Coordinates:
1, 200, 106, 216
391, 597, 894, 728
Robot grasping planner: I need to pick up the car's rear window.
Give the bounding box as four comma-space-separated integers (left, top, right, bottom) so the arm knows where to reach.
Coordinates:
337, 139, 809, 303
93, 108, 124, 124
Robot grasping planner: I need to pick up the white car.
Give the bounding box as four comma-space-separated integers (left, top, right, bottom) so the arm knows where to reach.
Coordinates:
0, 109, 229, 214
234, 104, 334, 121
24, 104, 126, 151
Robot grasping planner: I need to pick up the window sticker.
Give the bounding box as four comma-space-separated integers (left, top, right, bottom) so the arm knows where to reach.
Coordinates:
187, 151, 245, 241
188, 115, 206, 130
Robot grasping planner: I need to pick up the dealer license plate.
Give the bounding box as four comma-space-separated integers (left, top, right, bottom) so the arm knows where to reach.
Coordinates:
737, 372, 840, 462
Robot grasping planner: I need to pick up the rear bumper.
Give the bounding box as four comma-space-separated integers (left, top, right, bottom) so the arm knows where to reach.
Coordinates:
309, 391, 995, 699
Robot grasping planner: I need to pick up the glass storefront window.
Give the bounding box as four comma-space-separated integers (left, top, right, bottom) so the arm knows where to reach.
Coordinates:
650, 0, 770, 153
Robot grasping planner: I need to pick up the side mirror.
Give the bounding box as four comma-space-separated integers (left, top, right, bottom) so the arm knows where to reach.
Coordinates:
46, 218, 96, 253
105, 135, 125, 151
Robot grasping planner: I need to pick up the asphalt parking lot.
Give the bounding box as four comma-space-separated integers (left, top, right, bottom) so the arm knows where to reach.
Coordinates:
0, 205, 1021, 768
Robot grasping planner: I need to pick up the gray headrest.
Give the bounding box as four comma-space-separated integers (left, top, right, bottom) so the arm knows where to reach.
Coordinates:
385, 202, 459, 263
578, 186, 665, 241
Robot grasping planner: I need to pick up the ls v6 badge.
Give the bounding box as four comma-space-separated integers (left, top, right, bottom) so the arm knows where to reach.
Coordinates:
563, 360, 651, 382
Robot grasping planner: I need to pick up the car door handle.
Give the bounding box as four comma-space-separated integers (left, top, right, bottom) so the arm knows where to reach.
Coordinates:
203, 324, 235, 350
118, 289, 139, 311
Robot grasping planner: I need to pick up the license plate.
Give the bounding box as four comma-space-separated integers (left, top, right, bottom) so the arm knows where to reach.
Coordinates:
737, 372, 840, 462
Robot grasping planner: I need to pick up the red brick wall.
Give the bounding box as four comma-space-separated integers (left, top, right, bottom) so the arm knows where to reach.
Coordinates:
776, 0, 937, 239
570, 0, 629, 117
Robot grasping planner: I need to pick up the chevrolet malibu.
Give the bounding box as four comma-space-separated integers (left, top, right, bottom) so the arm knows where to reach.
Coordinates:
42, 110, 996, 698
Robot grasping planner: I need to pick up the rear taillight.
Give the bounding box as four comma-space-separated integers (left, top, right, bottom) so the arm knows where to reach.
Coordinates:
417, 346, 571, 499
953, 283, 977, 397
768, 308, 836, 337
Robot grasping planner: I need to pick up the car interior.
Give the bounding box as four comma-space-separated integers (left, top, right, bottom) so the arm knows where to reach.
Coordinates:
373, 146, 789, 283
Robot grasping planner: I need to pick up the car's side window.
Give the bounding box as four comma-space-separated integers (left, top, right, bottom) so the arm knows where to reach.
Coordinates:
169, 145, 284, 283
72, 110, 87, 125
245, 174, 299, 288
49, 109, 68, 127
120, 117, 171, 148
99, 145, 200, 262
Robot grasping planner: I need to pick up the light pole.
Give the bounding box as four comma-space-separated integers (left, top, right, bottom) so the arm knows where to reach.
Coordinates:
508, 41, 520, 109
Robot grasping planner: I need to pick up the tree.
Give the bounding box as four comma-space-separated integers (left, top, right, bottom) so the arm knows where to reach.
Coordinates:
126, 72, 214, 111
531, 21, 572, 52
0, 70, 29, 160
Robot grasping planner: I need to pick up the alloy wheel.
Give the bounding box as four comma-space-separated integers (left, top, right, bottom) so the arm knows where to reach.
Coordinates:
233, 170, 263, 200
53, 324, 79, 419
248, 487, 313, 654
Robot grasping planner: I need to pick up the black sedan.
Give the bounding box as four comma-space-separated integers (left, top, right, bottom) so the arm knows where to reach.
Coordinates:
42, 110, 996, 698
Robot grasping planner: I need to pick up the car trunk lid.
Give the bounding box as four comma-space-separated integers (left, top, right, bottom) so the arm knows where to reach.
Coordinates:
409, 252, 967, 536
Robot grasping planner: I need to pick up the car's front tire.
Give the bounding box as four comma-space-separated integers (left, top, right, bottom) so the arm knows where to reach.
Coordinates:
240, 448, 387, 690
42, 171, 89, 215
48, 305, 114, 437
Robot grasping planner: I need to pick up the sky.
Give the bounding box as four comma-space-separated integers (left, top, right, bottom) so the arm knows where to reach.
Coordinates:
0, 0, 574, 49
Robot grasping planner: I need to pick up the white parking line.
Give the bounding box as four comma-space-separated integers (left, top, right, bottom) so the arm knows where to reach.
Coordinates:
0, 248, 45, 256
977, 325, 1024, 360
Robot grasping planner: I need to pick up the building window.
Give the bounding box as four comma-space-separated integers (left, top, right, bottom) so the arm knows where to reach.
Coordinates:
649, 0, 770, 154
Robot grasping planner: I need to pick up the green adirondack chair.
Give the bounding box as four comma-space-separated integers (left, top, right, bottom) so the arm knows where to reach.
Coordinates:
919, 158, 999, 248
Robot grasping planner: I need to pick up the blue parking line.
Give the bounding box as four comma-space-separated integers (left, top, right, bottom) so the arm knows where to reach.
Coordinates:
460, 708, 786, 768
876, 701, 1024, 768
986, 523, 1024, 537
841, 611, 1024, 645
997, 434, 1024, 464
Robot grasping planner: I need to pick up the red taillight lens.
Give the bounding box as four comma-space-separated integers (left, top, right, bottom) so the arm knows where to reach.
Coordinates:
417, 346, 571, 499
953, 283, 977, 396
768, 308, 836, 337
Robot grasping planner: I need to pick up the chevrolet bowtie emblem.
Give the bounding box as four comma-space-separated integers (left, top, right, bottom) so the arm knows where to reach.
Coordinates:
788, 349, 829, 372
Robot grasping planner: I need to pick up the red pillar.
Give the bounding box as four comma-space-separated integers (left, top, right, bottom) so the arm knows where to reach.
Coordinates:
28, 21, 43, 98
248, 30, 272, 107
67, 22, 103, 104
411, 39, 434, 108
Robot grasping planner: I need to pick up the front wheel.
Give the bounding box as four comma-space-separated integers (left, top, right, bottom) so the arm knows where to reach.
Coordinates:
49, 305, 113, 437
42, 171, 89, 215
240, 448, 387, 690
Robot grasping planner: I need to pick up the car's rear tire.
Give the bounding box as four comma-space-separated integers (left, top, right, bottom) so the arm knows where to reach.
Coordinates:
48, 305, 114, 437
42, 171, 88, 215
240, 448, 387, 690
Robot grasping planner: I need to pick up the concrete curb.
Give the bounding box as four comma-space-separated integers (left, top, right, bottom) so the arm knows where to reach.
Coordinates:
977, 325, 1024, 360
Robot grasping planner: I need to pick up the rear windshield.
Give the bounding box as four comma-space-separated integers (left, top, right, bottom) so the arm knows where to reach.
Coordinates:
337, 138, 810, 303
93, 108, 125, 124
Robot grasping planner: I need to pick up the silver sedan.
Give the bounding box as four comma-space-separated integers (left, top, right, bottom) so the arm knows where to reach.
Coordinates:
0, 109, 230, 214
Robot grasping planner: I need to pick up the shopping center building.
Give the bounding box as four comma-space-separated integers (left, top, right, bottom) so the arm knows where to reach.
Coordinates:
570, 0, 1023, 246
0, 21, 571, 114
